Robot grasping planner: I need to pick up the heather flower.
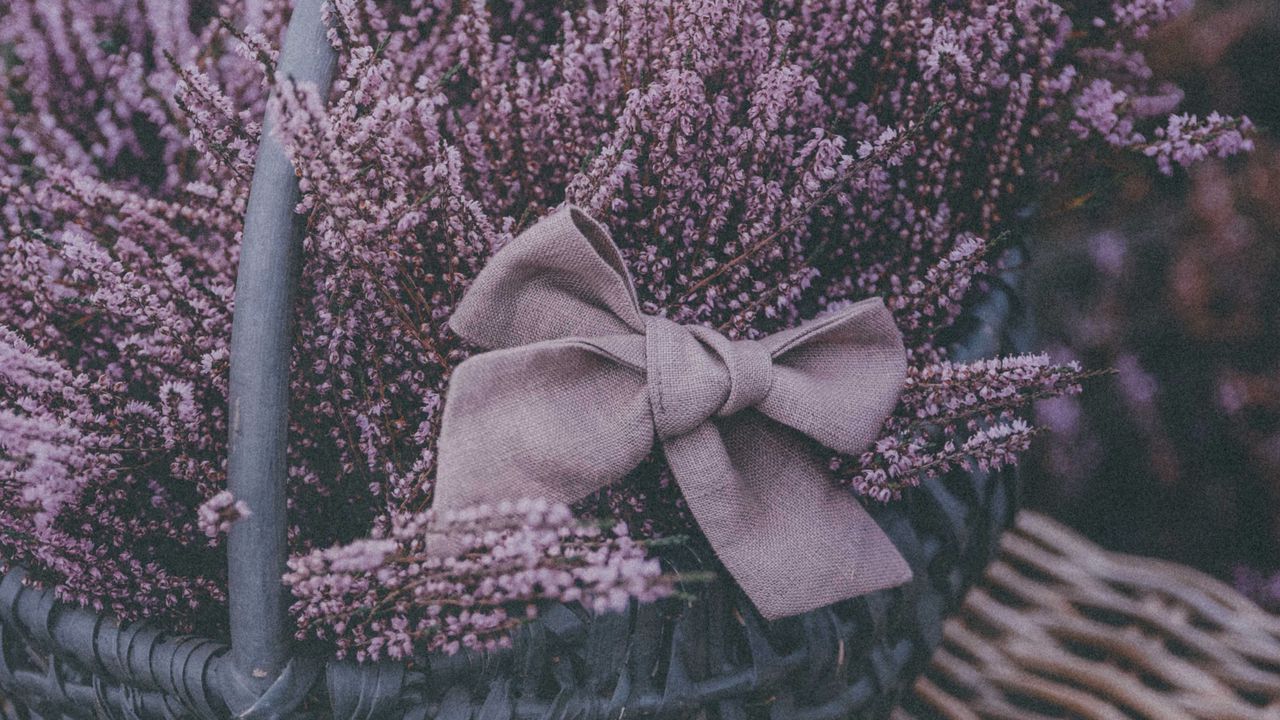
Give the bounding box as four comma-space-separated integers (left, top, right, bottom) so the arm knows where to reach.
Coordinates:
840, 419, 1039, 501
1072, 79, 1145, 147
885, 234, 991, 360
1142, 112, 1256, 175
286, 498, 674, 660
833, 356, 1090, 500
197, 491, 252, 539
0, 0, 1249, 651
893, 354, 1091, 434
1109, 0, 1193, 39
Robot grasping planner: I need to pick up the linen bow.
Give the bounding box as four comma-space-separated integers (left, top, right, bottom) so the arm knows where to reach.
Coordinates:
434, 206, 912, 619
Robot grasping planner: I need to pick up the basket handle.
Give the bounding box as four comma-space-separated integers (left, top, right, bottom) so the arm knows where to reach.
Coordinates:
225, 0, 336, 692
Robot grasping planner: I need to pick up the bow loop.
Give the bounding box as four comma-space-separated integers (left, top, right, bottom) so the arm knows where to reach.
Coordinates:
757, 298, 908, 456
448, 207, 645, 351
435, 206, 912, 620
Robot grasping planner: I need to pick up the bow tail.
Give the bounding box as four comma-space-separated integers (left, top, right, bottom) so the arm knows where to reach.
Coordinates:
664, 413, 912, 620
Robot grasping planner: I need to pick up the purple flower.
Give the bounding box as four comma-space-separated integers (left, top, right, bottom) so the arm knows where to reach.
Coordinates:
0, 0, 1247, 644
197, 491, 252, 539
1142, 113, 1256, 175
284, 498, 673, 659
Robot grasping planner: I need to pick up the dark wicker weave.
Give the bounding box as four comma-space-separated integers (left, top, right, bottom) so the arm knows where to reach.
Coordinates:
0, 2, 1030, 718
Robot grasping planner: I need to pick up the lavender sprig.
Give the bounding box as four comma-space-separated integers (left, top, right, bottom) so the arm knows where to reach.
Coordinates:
0, 0, 1250, 646
285, 498, 674, 660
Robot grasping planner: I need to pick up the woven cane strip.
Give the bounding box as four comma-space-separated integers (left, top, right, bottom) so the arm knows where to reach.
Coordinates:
894, 511, 1280, 720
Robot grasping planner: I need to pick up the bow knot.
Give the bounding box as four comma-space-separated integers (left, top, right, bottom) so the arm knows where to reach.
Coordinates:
434, 206, 913, 620
643, 318, 773, 439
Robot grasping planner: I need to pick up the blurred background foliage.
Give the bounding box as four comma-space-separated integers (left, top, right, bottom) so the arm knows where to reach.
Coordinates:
1026, 0, 1280, 608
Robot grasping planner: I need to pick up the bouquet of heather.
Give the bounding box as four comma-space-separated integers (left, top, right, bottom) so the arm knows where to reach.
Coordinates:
0, 0, 1249, 684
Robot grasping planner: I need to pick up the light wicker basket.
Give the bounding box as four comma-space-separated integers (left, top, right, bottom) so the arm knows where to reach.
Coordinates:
895, 511, 1280, 720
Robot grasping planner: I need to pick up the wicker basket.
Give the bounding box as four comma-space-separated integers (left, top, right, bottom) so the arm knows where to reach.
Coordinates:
0, 2, 1030, 718
895, 511, 1280, 720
